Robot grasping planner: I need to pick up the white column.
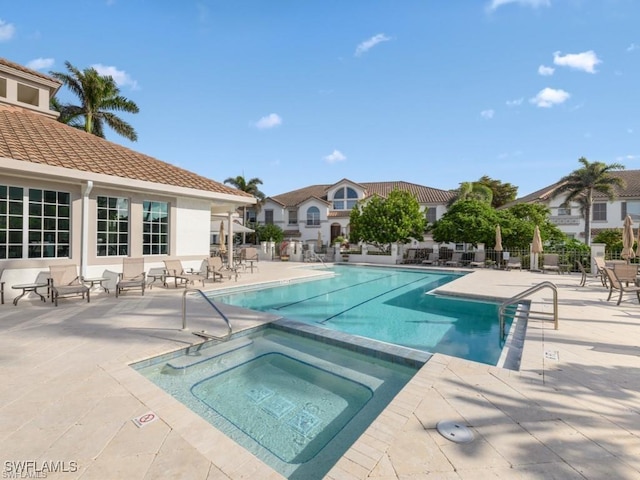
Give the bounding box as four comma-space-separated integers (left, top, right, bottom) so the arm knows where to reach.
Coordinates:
80, 181, 93, 277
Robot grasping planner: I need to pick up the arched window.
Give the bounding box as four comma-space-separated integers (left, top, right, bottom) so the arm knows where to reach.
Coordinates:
307, 206, 320, 226
332, 187, 358, 210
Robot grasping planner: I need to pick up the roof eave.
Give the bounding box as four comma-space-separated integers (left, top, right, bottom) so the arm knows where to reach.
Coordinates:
0, 157, 256, 206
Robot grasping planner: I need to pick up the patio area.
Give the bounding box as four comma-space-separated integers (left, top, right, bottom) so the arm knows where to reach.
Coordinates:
1, 262, 639, 479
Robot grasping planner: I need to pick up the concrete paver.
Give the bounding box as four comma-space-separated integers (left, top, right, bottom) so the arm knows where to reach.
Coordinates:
1, 262, 639, 479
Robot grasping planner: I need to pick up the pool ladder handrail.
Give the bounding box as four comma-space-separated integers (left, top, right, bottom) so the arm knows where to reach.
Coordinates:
310, 251, 327, 267
499, 281, 558, 340
182, 288, 232, 341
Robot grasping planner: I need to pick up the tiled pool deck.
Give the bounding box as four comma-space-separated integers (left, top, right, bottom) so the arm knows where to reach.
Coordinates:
1, 262, 640, 479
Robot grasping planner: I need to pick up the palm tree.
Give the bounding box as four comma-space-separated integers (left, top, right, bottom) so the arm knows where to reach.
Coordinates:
551, 157, 625, 245
49, 61, 139, 141
447, 181, 493, 207
224, 175, 266, 243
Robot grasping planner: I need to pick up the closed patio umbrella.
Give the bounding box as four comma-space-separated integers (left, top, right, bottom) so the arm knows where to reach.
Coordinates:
317, 230, 323, 250
622, 215, 635, 261
636, 221, 640, 258
531, 225, 543, 271
218, 221, 227, 254
494, 225, 503, 252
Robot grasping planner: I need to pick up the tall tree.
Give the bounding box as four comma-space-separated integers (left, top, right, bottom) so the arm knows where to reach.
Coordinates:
447, 181, 493, 207
349, 189, 425, 253
476, 175, 518, 208
50, 61, 139, 141
550, 157, 625, 245
224, 175, 266, 243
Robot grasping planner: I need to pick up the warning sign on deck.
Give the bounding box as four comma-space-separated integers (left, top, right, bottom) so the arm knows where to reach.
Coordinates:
132, 411, 158, 428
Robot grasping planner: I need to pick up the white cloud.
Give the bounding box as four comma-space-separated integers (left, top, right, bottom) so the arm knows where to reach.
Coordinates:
0, 19, 16, 41
92, 64, 139, 89
627, 43, 638, 52
324, 150, 347, 163
529, 87, 570, 107
628, 128, 634, 134
481, 109, 495, 119
255, 113, 282, 130
487, 0, 550, 11
553, 50, 601, 73
538, 65, 555, 76
26, 58, 54, 70
355, 34, 391, 57
506, 98, 524, 107
617, 154, 638, 162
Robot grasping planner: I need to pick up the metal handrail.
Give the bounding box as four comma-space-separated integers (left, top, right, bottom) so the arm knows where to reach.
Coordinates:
182, 288, 232, 341
499, 281, 558, 340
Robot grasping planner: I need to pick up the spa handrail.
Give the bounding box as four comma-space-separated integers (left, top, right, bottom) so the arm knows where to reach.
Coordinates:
499, 281, 558, 340
182, 288, 232, 341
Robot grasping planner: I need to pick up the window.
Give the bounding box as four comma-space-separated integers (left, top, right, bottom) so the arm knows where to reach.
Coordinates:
0, 185, 24, 259
592, 203, 607, 221
142, 201, 168, 255
425, 207, 437, 224
332, 187, 358, 210
622, 201, 640, 221
97, 196, 129, 256
28, 188, 70, 258
288, 209, 297, 225
307, 206, 320, 226
17, 83, 39, 107
0, 77, 6, 98
246, 210, 256, 224
557, 207, 571, 216
264, 210, 274, 225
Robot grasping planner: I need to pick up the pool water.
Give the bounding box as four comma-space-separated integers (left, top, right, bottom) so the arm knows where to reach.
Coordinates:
210, 265, 512, 366
134, 326, 419, 479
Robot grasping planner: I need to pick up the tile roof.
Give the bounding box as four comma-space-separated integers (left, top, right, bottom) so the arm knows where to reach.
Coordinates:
511, 170, 640, 206
0, 58, 62, 84
0, 105, 252, 198
270, 181, 454, 207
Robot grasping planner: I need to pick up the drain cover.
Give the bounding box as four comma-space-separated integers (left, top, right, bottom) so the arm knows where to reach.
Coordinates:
436, 420, 474, 443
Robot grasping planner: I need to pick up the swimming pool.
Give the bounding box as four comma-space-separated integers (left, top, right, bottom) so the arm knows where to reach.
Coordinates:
209, 265, 513, 366
133, 325, 420, 479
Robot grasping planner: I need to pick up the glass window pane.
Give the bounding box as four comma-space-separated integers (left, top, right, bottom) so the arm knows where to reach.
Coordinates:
44, 190, 57, 203
10, 202, 22, 214
0, 186, 5, 199
8, 246, 22, 258
0, 202, 5, 215
9, 216, 22, 229
58, 205, 69, 217
29, 189, 42, 202
97, 196, 107, 208
58, 192, 70, 204
58, 219, 69, 230
44, 218, 56, 230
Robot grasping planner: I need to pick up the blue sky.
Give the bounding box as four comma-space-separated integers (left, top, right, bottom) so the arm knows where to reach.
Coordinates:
1, 0, 638, 198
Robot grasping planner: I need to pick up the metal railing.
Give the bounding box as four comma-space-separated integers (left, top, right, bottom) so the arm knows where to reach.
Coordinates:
182, 288, 232, 341
499, 281, 558, 341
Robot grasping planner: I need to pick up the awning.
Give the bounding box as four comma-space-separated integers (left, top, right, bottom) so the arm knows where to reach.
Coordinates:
211, 220, 254, 234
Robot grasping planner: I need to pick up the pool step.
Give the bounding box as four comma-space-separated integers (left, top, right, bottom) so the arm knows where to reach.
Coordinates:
161, 338, 253, 375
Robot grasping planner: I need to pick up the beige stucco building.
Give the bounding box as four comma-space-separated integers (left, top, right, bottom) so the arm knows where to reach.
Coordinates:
0, 58, 254, 301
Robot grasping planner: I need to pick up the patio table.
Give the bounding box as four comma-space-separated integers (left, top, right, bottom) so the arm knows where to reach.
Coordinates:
12, 282, 48, 306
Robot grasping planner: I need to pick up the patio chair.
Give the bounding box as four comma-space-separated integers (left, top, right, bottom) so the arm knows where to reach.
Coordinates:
505, 256, 522, 271
49, 264, 90, 307
613, 263, 639, 286
541, 254, 561, 274
404, 248, 417, 264
577, 260, 601, 287
468, 251, 486, 268
421, 252, 439, 266
116, 257, 146, 298
163, 259, 206, 288
445, 252, 463, 267
593, 257, 608, 286
603, 267, 640, 305
204, 256, 225, 282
